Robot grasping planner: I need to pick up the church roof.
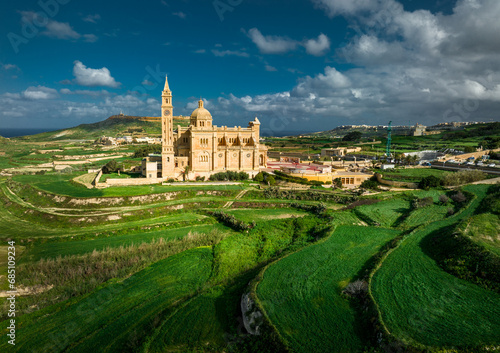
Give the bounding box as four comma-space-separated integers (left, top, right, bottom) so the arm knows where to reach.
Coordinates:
190, 99, 212, 120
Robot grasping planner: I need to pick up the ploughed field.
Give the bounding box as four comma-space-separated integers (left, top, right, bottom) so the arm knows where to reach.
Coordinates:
0, 172, 499, 352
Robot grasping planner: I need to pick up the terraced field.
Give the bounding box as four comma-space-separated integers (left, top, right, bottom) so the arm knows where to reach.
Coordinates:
371, 185, 500, 348
399, 204, 450, 229
1, 161, 499, 353
0, 247, 214, 352
460, 212, 500, 257
256, 225, 400, 353
355, 199, 411, 227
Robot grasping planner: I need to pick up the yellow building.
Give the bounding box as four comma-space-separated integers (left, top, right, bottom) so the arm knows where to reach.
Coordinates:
144, 76, 268, 180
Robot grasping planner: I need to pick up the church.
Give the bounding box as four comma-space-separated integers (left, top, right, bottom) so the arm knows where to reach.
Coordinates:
142, 76, 268, 180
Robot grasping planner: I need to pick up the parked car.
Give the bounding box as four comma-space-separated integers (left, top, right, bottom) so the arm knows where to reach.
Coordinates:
466, 162, 474, 165
488, 163, 496, 167
477, 162, 484, 166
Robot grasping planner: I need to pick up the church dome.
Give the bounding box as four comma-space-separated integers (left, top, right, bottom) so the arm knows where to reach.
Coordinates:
190, 99, 212, 120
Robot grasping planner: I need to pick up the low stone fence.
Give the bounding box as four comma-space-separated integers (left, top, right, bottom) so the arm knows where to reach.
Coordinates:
104, 178, 162, 186
375, 173, 418, 188
92, 169, 103, 187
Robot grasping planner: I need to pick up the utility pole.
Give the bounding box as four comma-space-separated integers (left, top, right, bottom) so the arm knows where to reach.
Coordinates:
386, 121, 392, 159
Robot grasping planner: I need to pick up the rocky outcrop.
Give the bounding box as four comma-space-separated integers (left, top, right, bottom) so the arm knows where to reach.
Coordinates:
241, 293, 263, 335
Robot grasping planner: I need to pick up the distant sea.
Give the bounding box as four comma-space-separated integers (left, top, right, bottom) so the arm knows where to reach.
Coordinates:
0, 128, 57, 138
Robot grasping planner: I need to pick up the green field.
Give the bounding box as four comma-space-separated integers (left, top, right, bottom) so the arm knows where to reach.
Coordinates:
12, 172, 245, 198
399, 204, 450, 229
355, 199, 411, 227
0, 247, 214, 353
371, 185, 500, 348
20, 222, 225, 261
460, 212, 500, 257
256, 226, 400, 353
377, 168, 451, 182
1, 122, 500, 352
226, 208, 308, 222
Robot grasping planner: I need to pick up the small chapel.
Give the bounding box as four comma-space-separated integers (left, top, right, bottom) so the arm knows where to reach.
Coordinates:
142, 76, 268, 180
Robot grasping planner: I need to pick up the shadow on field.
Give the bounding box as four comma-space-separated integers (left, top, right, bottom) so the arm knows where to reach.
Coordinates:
392, 206, 412, 227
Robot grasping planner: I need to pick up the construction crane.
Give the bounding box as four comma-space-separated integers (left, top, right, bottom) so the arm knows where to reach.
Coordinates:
386, 121, 392, 158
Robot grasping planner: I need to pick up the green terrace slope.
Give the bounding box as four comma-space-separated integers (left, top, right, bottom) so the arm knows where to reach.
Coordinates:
256, 225, 400, 353
0, 247, 213, 353
13, 116, 189, 142
371, 185, 500, 349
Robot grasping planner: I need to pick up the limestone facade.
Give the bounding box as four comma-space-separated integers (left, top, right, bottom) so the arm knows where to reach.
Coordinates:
144, 77, 268, 180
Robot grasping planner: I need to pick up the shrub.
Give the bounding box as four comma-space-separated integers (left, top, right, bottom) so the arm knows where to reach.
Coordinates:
195, 176, 205, 182
102, 160, 119, 174
438, 194, 450, 204
418, 175, 442, 190
411, 196, 434, 209
291, 202, 327, 216
209, 171, 248, 181
333, 178, 342, 188
210, 210, 254, 231
167, 178, 175, 183
133, 145, 161, 158
266, 175, 276, 185
442, 170, 486, 186
450, 191, 467, 203
342, 280, 368, 298
254, 172, 264, 182
360, 179, 379, 190
447, 208, 455, 216
342, 131, 362, 142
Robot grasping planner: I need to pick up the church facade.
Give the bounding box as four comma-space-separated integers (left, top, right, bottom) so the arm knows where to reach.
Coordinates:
143, 76, 267, 180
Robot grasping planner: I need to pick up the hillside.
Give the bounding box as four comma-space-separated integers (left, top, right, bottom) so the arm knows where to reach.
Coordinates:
12, 115, 190, 142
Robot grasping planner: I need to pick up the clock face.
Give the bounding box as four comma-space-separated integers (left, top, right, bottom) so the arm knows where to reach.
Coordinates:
164, 109, 171, 116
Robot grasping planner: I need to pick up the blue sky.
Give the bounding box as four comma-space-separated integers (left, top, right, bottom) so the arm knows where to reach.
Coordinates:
1, 0, 500, 135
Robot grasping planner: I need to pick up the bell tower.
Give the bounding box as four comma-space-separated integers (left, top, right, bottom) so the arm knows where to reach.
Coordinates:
161, 76, 175, 178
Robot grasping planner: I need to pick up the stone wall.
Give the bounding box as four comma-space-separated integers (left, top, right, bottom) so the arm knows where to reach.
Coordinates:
375, 173, 419, 188
92, 169, 103, 187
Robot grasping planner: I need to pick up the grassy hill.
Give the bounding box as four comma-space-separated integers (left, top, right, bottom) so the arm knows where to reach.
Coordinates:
13, 115, 190, 142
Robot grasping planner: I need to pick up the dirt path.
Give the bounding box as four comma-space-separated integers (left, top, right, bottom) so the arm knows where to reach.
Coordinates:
223, 189, 248, 208
472, 176, 500, 185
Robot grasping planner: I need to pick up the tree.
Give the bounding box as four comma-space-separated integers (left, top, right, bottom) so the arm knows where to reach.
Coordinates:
360, 179, 379, 190
102, 160, 119, 174
438, 194, 450, 204
333, 177, 342, 188
265, 175, 276, 186
450, 191, 467, 203
342, 131, 362, 142
253, 172, 264, 182
418, 175, 442, 190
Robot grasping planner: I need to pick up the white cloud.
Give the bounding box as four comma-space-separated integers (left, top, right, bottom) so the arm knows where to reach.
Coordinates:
311, 0, 382, 17
83, 34, 98, 43
141, 79, 154, 86
304, 33, 331, 56
247, 28, 331, 56
247, 28, 298, 54
42, 21, 80, 39
2, 64, 19, 71
172, 12, 186, 19
22, 86, 58, 100
212, 49, 249, 58
265, 65, 277, 72
60, 88, 111, 97
20, 11, 98, 43
193, 49, 206, 54
83, 14, 101, 23
72, 61, 121, 88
